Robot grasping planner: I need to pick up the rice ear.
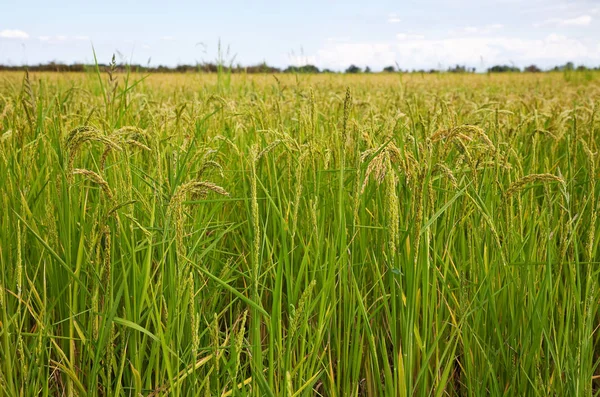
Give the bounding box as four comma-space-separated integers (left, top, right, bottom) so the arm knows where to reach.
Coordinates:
72, 168, 115, 202
505, 173, 565, 197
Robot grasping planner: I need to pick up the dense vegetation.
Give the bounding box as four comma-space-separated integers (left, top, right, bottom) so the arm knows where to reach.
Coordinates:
1, 70, 600, 396
0, 60, 597, 74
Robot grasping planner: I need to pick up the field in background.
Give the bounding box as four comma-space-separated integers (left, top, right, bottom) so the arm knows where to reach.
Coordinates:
1, 70, 600, 396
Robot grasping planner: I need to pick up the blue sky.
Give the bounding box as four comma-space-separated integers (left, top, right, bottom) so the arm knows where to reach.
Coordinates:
1, 0, 599, 71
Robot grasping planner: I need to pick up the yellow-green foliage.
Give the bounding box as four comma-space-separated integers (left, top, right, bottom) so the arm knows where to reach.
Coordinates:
1, 70, 600, 396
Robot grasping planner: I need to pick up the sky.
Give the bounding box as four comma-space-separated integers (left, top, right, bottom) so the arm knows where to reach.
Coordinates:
1, 0, 599, 71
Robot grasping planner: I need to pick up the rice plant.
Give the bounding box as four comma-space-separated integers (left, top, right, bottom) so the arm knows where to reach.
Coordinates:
1, 70, 600, 396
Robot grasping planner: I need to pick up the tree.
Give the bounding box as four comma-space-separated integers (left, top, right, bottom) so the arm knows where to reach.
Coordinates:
524, 64, 541, 73
448, 64, 468, 73
283, 64, 320, 73
487, 65, 520, 73
383, 66, 395, 73
244, 62, 281, 73
364, 66, 372, 73
345, 64, 362, 74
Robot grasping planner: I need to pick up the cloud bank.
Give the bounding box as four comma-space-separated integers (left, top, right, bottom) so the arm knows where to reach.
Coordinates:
0, 29, 29, 39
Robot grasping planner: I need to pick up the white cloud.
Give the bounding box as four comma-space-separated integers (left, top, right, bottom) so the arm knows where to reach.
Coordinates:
396, 34, 595, 66
0, 29, 29, 39
36, 35, 90, 43
316, 42, 397, 69
534, 15, 592, 27
397, 33, 425, 40
451, 24, 504, 35
326, 37, 350, 43
387, 13, 401, 23
161, 36, 175, 41
520, 2, 571, 15
312, 33, 599, 70
288, 54, 317, 66
560, 15, 592, 26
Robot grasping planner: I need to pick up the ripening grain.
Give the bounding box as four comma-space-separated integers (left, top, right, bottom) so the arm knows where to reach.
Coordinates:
1, 70, 600, 396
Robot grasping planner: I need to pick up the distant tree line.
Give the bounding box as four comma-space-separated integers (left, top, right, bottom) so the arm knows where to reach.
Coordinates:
0, 61, 598, 74
485, 62, 597, 73
0, 62, 284, 74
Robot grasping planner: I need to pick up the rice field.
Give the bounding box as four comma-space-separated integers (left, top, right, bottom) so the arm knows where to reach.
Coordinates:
1, 69, 600, 396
